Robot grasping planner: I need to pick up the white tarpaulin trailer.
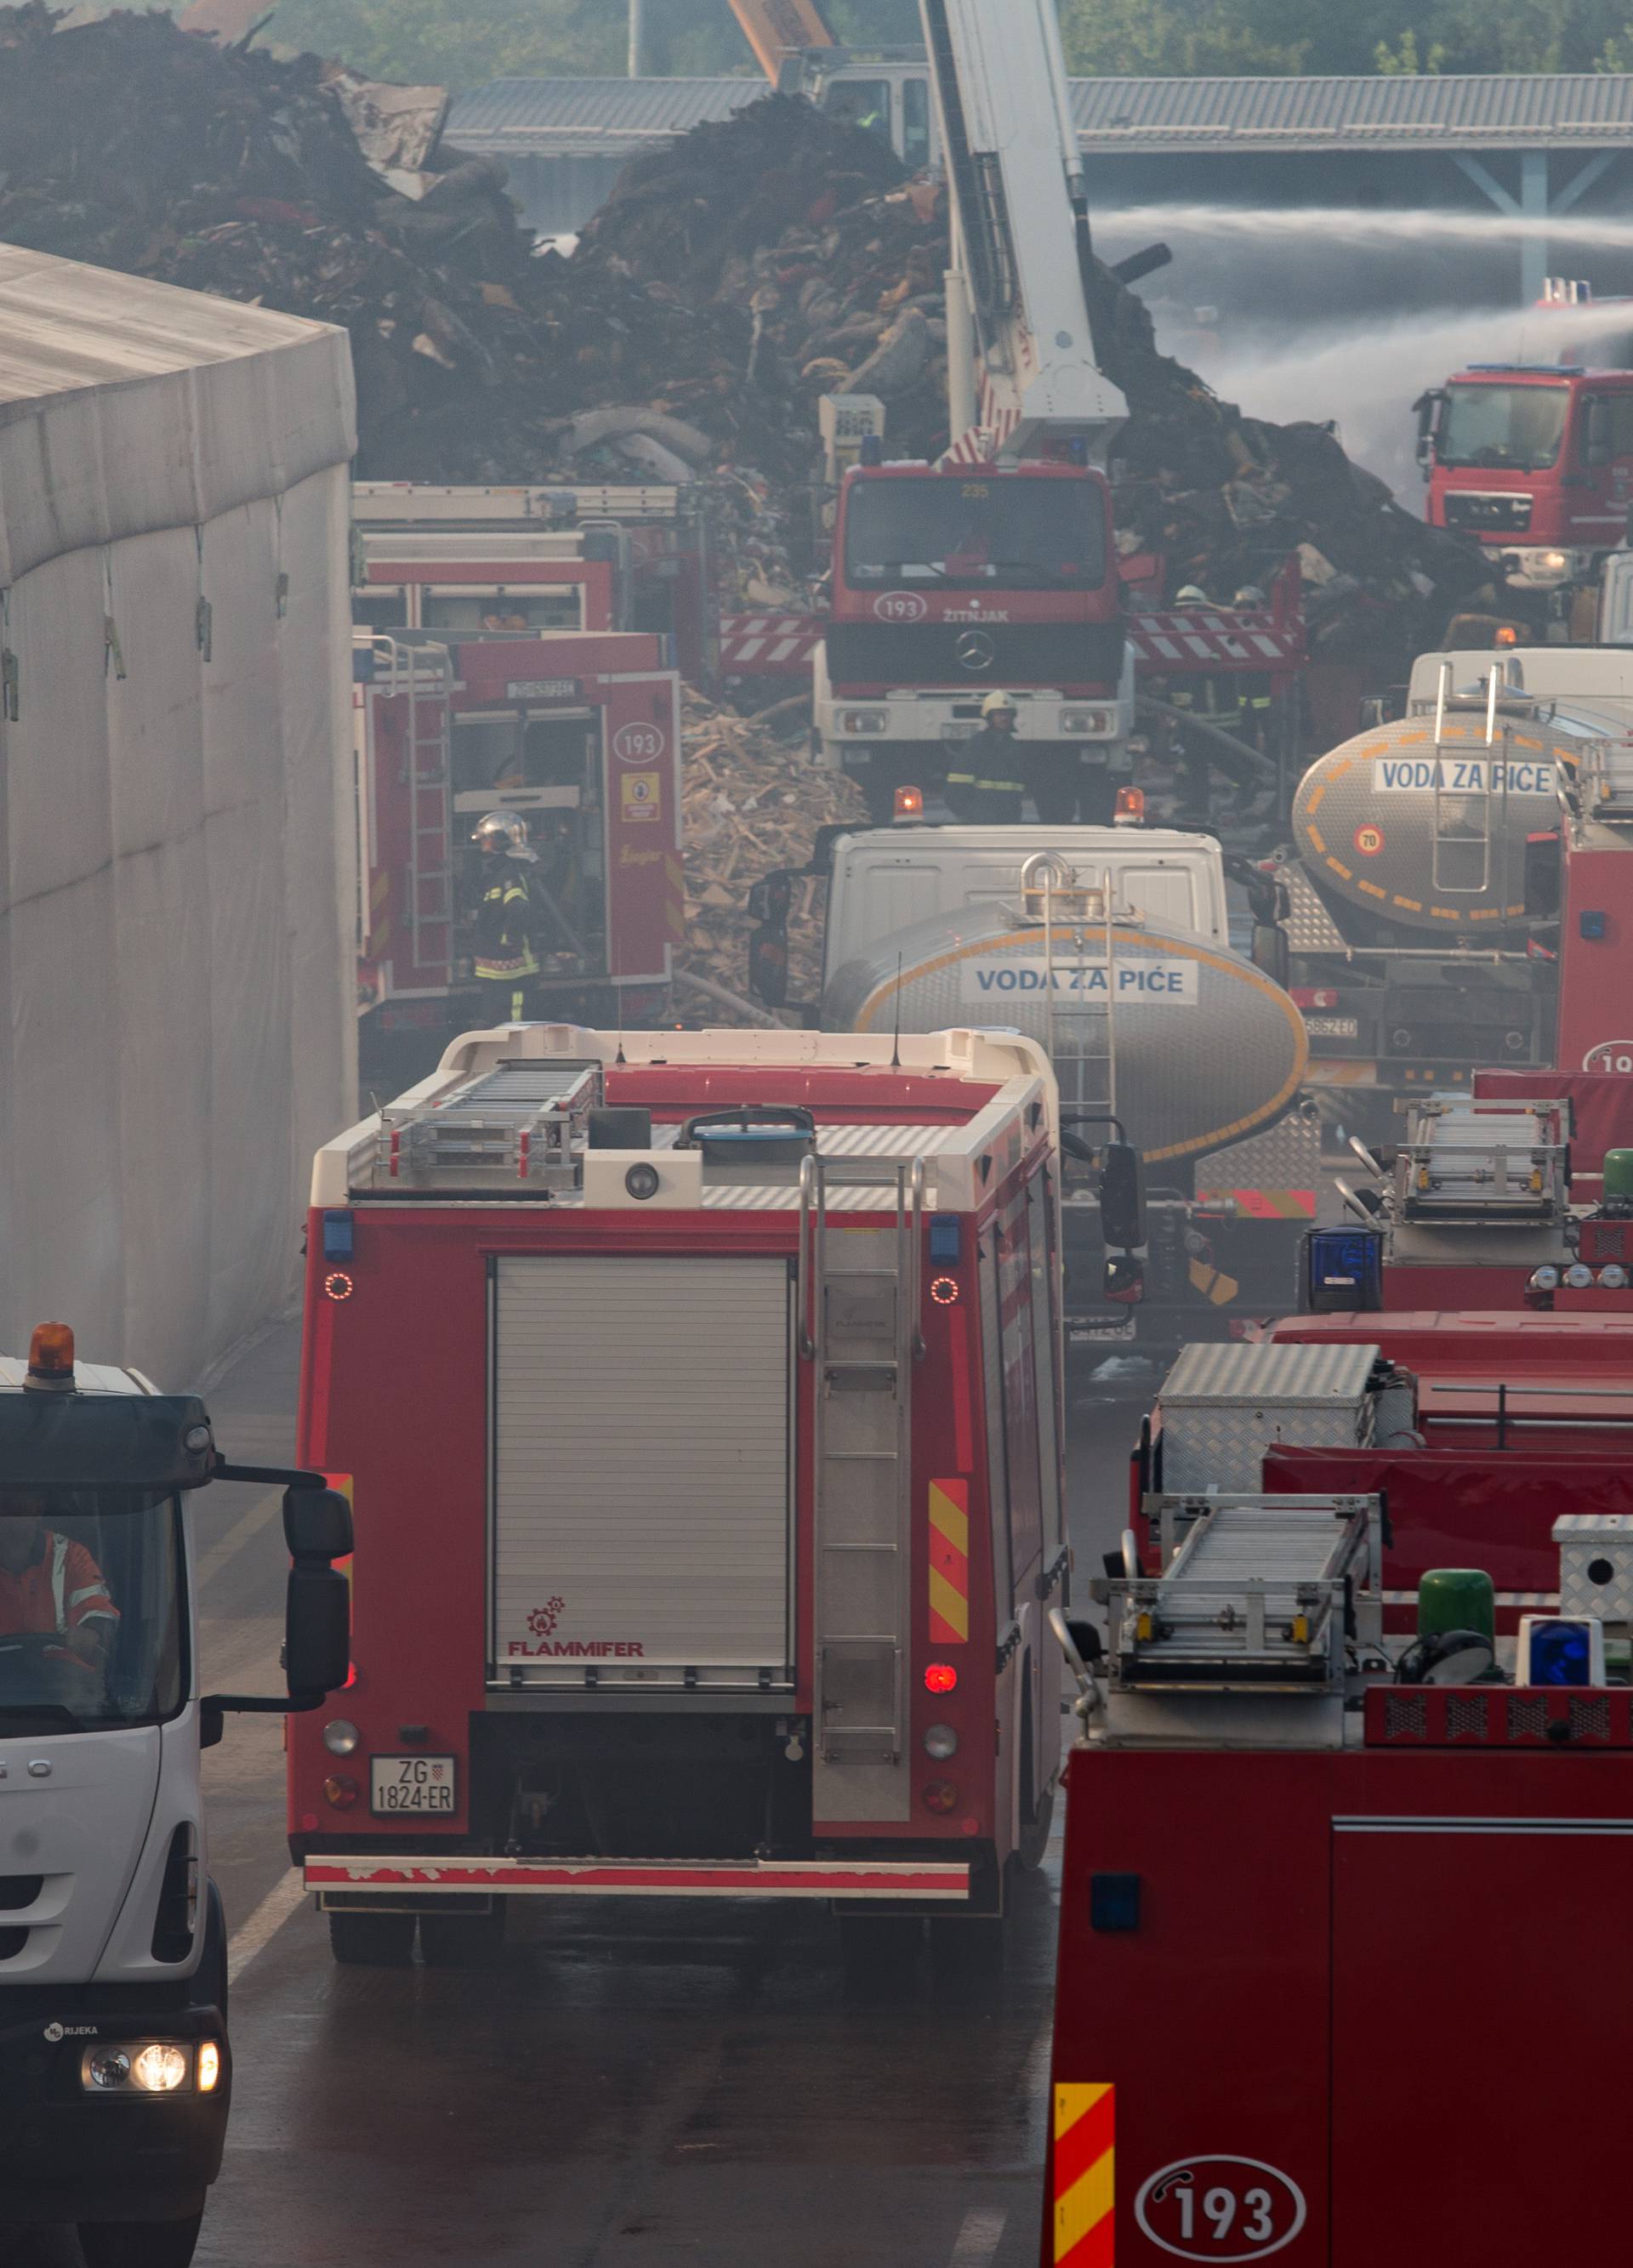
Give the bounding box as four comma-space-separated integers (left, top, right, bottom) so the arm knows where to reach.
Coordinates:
0, 247, 357, 1384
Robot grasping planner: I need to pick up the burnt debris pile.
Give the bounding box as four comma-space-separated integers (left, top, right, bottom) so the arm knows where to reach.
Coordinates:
0, 7, 1485, 668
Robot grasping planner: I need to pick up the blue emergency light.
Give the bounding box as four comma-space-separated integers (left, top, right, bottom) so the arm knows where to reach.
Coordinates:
322, 1210, 355, 1263
1523, 1618, 1599, 1687
1302, 1227, 1382, 1314
929, 1214, 962, 1265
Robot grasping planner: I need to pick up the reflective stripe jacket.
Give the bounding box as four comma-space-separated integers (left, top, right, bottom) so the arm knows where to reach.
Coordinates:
474, 861, 539, 981
0, 1532, 119, 1639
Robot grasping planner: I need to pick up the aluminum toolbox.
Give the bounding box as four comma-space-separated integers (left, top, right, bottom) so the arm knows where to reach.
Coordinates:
1155, 1339, 1381, 1493
1555, 1512, 1633, 1626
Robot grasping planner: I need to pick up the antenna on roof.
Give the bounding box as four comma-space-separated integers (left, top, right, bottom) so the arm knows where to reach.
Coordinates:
890, 952, 903, 1070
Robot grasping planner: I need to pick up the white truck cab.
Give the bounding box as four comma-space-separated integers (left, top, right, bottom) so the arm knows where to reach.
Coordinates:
817, 824, 1231, 989
0, 1323, 352, 2267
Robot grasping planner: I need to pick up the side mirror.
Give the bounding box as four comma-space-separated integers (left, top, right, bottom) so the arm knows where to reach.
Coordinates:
1413, 387, 1446, 475
282, 1485, 352, 1561
1098, 1140, 1146, 1251
1250, 919, 1290, 990
747, 871, 793, 925
285, 1565, 350, 1697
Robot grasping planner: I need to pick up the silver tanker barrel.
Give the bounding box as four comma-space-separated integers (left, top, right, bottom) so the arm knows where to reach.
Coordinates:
822, 899, 1308, 1168
1289, 701, 1579, 941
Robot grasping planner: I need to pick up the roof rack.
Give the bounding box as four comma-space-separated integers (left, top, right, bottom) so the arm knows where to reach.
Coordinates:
374, 1060, 601, 1191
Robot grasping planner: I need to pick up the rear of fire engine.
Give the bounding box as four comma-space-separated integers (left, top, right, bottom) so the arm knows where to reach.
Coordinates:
1044, 1447, 1633, 2265
290, 1022, 1068, 1977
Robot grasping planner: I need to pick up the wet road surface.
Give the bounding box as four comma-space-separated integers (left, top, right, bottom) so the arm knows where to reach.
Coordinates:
5, 1324, 1145, 2268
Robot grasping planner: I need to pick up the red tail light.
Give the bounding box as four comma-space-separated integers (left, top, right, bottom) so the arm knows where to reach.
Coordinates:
925, 1663, 959, 1694
922, 1781, 959, 1814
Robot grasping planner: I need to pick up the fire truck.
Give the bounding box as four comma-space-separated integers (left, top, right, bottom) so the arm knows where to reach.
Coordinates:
352, 631, 683, 1062
351, 480, 721, 691
1044, 1466, 1633, 2264
290, 1021, 1070, 1976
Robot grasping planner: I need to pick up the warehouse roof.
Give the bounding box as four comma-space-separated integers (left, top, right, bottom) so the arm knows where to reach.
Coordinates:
450, 70, 1633, 158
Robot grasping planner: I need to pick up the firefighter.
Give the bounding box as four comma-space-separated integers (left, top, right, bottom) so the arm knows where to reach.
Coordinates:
1232, 583, 1275, 755
470, 811, 541, 1024
945, 690, 1027, 822
1166, 583, 1243, 821
0, 1494, 117, 1670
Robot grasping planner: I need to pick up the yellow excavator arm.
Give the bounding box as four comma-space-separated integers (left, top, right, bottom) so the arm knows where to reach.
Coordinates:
725, 0, 836, 84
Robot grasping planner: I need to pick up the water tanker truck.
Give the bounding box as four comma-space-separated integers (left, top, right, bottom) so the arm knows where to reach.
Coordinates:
1262, 656, 1624, 1128
748, 822, 1317, 1345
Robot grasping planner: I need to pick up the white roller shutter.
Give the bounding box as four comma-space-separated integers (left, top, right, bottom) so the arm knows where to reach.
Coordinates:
491, 1256, 792, 1686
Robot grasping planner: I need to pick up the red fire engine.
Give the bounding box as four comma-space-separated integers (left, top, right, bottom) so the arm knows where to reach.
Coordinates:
353, 633, 682, 1057
351, 480, 721, 692
290, 1022, 1069, 1973
1046, 1332, 1633, 2261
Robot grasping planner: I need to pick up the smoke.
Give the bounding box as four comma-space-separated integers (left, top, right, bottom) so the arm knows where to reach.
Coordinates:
1189, 301, 1624, 500
1106, 202, 1633, 260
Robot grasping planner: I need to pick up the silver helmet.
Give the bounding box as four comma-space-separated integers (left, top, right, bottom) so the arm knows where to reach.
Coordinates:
471, 810, 530, 854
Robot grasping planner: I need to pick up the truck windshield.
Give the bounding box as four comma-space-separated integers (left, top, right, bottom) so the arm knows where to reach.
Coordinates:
1440, 384, 1570, 471
0, 1490, 185, 1735
843, 477, 1107, 588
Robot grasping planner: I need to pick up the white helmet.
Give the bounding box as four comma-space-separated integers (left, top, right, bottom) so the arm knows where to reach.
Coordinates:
982, 690, 1019, 719
471, 811, 530, 854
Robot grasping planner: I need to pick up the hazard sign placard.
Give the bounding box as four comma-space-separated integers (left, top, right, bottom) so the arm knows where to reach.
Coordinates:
621, 770, 661, 823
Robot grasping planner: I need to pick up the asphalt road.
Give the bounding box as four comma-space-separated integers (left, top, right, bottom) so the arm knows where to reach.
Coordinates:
5, 1321, 1145, 2268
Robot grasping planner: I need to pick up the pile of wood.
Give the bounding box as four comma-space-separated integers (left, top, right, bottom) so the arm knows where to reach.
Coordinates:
677, 691, 864, 1023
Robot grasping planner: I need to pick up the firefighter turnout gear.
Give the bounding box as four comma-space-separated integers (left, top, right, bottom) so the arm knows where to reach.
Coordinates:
472, 814, 539, 1021
946, 694, 1025, 821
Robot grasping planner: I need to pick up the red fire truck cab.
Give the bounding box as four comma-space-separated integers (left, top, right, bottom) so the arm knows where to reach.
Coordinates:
1418, 362, 1633, 594
292, 1022, 1069, 1975
351, 480, 720, 693
354, 633, 682, 1060
815, 460, 1132, 821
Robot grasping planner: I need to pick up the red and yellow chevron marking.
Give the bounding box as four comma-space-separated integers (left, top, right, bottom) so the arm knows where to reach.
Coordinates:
1195, 1187, 1317, 1220
928, 1478, 970, 1645
1054, 2083, 1114, 2265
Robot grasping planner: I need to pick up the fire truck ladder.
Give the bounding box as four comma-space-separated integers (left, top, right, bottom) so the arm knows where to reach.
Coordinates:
382, 635, 454, 979
1429, 657, 1508, 895
1022, 851, 1120, 1122
798, 1151, 925, 1807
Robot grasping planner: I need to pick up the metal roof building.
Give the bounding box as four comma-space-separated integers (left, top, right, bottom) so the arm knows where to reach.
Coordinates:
449, 70, 1633, 298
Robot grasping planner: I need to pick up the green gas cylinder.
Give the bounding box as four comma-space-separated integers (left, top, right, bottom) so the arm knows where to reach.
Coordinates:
1418, 1567, 1496, 1641
1603, 1149, 1633, 1206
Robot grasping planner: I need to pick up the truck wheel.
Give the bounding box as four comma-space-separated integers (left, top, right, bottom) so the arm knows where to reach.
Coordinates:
327, 1910, 416, 1966
77, 2212, 204, 2268
838, 1912, 921, 1991
418, 1902, 506, 1969
929, 1913, 1006, 1975
1018, 1778, 1055, 1872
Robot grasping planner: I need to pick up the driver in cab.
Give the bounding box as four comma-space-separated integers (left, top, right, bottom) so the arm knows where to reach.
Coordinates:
0, 1496, 118, 1671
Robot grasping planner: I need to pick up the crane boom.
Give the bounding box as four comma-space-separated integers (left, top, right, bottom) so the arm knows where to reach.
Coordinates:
919, 0, 1126, 464
725, 0, 836, 83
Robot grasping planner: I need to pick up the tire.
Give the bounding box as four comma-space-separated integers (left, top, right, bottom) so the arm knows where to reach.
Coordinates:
838, 1912, 921, 1992
327, 1910, 416, 1967
418, 1902, 506, 1970
1017, 1776, 1055, 1872
77, 2213, 204, 2268
928, 1913, 1006, 1976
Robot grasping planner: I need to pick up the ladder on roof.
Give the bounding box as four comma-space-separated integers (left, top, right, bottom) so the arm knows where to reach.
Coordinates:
401, 640, 454, 981
1429, 658, 1508, 896
1024, 851, 1119, 1123
799, 1151, 925, 1822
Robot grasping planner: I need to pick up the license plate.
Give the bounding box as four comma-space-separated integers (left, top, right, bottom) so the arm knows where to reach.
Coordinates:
1303, 1015, 1359, 1038
370, 1756, 457, 1815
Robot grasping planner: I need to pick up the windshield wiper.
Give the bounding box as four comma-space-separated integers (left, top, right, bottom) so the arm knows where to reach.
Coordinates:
984, 559, 1077, 588
0, 1703, 83, 1733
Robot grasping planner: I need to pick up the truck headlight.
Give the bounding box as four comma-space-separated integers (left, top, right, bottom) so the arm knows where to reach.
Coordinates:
1538, 550, 1569, 572
84, 2049, 132, 2092
1528, 1265, 1561, 1291
132, 2044, 190, 2094
1566, 1262, 1596, 1288
1061, 709, 1111, 736
839, 709, 887, 735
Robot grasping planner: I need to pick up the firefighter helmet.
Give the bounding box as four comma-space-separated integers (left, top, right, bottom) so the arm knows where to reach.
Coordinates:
1175, 584, 1209, 605
1232, 583, 1267, 608
981, 690, 1019, 719
471, 811, 530, 854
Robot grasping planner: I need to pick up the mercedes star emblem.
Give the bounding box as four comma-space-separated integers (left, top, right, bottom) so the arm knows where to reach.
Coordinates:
955, 630, 997, 672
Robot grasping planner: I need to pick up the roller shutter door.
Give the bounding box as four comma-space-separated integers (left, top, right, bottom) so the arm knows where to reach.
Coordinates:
491, 1255, 792, 1686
